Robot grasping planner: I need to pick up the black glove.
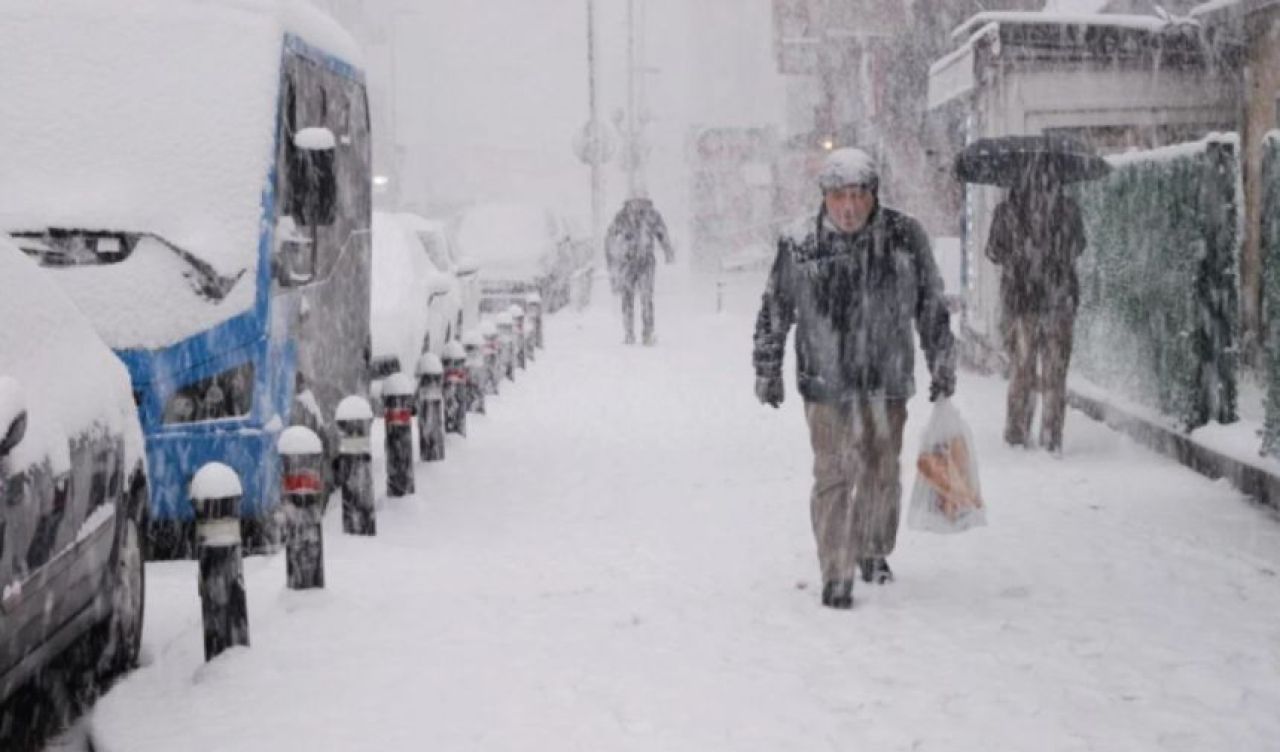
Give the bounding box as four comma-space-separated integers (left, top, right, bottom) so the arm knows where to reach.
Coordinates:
929, 369, 956, 402
755, 376, 784, 408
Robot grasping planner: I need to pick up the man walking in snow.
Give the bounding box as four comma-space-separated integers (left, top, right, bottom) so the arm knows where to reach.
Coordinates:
985, 170, 1086, 453
605, 194, 675, 345
752, 148, 956, 610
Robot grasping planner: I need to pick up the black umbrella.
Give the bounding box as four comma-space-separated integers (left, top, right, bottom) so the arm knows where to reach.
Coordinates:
953, 134, 1110, 187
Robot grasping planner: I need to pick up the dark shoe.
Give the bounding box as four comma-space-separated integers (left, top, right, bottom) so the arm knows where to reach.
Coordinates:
821, 580, 854, 609
859, 558, 893, 585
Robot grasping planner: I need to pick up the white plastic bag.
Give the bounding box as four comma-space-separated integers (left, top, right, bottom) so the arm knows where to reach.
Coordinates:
907, 399, 987, 534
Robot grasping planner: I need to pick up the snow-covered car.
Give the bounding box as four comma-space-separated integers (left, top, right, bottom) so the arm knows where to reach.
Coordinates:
397, 212, 482, 335
0, 240, 148, 705
370, 211, 463, 387
452, 202, 593, 313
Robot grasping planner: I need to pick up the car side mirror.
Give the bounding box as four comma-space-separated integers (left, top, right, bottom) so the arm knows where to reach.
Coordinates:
0, 378, 27, 458
289, 127, 338, 228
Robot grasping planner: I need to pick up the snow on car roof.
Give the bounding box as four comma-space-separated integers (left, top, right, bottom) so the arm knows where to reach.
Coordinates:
0, 0, 360, 287
0, 238, 144, 474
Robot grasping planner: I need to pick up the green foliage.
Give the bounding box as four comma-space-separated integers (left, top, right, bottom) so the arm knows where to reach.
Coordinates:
1074, 138, 1240, 431
1261, 135, 1280, 456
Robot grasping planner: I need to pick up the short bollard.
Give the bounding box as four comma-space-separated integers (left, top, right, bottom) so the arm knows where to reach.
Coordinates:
415, 353, 446, 462
526, 292, 544, 350
521, 296, 538, 363
496, 311, 516, 382
190, 463, 249, 661
481, 322, 501, 396
279, 426, 327, 590
508, 304, 528, 370
442, 340, 468, 436
383, 373, 417, 495
335, 395, 375, 536
462, 330, 486, 414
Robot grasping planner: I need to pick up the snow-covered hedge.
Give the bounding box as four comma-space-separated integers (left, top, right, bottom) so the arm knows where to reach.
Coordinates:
1261, 132, 1280, 457
1073, 134, 1240, 431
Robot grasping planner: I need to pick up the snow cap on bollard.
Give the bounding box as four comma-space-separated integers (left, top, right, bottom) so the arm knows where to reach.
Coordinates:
190, 462, 243, 501
277, 425, 323, 457
442, 340, 466, 361
525, 291, 542, 306
384, 372, 416, 397
507, 303, 525, 318
190, 462, 242, 549
335, 395, 374, 422
415, 352, 444, 377
335, 396, 373, 457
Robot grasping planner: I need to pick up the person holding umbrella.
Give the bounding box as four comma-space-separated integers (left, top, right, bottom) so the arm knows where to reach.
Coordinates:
956, 135, 1104, 453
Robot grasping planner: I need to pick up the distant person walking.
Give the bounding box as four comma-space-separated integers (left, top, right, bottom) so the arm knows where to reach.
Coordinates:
984, 170, 1086, 453
752, 148, 956, 610
605, 194, 674, 345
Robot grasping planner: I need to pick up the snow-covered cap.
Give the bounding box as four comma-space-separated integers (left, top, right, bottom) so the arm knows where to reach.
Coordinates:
442, 341, 466, 360
462, 330, 484, 348
818, 148, 878, 193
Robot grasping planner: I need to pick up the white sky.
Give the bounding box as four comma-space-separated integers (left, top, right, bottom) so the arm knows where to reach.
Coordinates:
383, 0, 788, 233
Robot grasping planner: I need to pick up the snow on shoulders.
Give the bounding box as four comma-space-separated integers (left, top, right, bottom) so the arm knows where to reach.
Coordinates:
190, 462, 244, 500
780, 214, 817, 246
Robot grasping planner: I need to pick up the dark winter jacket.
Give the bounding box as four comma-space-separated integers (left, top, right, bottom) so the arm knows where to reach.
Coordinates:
752, 204, 956, 402
605, 198, 673, 282
984, 190, 1086, 317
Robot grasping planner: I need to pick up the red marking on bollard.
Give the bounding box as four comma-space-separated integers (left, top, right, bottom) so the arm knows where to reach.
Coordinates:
284, 471, 323, 494
385, 408, 413, 426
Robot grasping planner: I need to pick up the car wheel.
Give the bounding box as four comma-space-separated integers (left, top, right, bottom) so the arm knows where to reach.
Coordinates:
95, 511, 145, 680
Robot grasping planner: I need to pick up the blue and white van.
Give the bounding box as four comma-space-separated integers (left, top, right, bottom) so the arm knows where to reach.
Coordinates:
0, 0, 372, 556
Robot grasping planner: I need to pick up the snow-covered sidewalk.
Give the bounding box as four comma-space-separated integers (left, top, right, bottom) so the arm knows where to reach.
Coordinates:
85, 272, 1280, 751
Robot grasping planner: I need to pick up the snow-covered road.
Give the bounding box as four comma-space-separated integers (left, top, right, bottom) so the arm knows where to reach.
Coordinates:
84, 271, 1280, 751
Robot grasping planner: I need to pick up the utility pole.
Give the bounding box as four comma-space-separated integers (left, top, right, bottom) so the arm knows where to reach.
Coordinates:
622, 0, 651, 197
588, 0, 603, 251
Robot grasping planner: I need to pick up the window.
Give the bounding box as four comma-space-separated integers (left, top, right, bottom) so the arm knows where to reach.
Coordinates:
163, 362, 255, 425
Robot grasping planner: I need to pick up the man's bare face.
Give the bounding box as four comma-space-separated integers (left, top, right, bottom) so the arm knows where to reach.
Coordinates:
824, 185, 875, 233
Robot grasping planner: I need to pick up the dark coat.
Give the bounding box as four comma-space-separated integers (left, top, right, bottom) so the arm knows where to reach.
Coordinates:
984, 190, 1086, 317
605, 198, 673, 284
752, 204, 956, 402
